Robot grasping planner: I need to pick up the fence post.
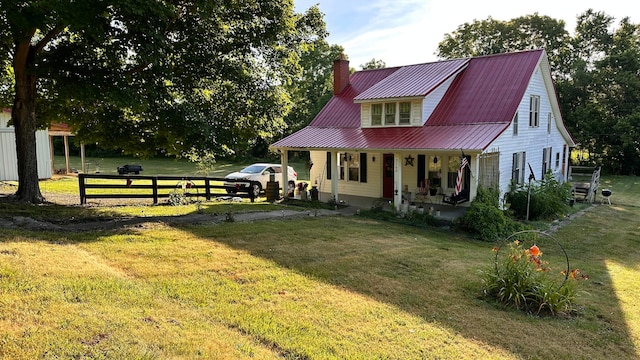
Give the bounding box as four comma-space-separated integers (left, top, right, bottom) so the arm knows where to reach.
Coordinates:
152, 177, 158, 204
78, 174, 86, 205
205, 178, 211, 201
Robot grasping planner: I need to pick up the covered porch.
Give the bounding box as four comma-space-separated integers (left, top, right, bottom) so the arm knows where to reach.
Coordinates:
273, 148, 499, 214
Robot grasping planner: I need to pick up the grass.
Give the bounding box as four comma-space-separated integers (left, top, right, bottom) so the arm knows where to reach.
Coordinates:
52, 155, 311, 179
1, 209, 639, 359
1, 166, 639, 358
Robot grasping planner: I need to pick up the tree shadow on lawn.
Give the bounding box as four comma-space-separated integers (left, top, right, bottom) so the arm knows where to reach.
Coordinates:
183, 207, 640, 359
1, 194, 638, 359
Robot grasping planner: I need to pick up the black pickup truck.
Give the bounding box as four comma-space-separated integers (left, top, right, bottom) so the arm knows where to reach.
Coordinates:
117, 164, 143, 175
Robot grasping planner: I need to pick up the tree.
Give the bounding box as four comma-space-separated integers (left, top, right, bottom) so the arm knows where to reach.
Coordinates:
1, 0, 318, 203
438, 10, 640, 175
437, 14, 569, 76
280, 5, 343, 137
558, 12, 640, 174
360, 58, 386, 70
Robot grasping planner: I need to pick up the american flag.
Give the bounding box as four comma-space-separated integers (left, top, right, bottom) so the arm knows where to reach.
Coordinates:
454, 154, 468, 196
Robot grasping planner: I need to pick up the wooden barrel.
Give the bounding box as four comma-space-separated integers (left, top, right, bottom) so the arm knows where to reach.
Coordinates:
265, 181, 279, 202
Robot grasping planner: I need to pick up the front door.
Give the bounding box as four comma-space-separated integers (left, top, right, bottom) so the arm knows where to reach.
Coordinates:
383, 154, 394, 198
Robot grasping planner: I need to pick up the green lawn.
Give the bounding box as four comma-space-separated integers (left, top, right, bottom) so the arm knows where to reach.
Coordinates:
1, 166, 639, 358
52, 155, 311, 180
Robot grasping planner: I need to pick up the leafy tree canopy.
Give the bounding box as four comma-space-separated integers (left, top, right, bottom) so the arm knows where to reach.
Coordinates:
360, 58, 386, 70
437, 13, 569, 76
0, 0, 329, 202
1, 0, 330, 157
438, 9, 640, 175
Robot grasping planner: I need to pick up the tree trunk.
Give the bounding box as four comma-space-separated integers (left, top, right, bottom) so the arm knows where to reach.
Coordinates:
11, 39, 44, 204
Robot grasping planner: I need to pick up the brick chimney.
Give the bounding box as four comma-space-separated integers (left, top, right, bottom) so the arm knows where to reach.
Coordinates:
333, 54, 350, 95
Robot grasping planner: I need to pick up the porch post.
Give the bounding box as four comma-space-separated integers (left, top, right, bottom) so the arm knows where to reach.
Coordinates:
280, 150, 289, 197
331, 150, 339, 204
394, 152, 402, 211
473, 153, 480, 199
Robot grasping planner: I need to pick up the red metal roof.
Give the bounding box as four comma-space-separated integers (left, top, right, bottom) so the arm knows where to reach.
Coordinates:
427, 50, 542, 125
354, 58, 469, 100
310, 68, 399, 128
273, 50, 545, 151
272, 124, 509, 151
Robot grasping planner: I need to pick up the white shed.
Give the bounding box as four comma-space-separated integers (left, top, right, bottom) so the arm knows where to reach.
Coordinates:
0, 109, 52, 181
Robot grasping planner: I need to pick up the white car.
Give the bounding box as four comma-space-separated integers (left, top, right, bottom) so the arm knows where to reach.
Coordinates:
224, 163, 297, 197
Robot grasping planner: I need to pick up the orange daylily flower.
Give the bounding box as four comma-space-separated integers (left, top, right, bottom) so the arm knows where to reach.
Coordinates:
529, 244, 541, 257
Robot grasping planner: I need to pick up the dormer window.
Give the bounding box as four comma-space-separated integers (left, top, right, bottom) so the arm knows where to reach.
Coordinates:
370, 101, 412, 126
371, 104, 382, 125
399, 102, 411, 124
384, 103, 395, 124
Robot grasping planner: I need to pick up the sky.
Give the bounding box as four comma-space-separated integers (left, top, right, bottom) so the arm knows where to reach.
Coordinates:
293, 0, 640, 69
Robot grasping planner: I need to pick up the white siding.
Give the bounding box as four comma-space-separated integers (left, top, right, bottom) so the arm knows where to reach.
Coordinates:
410, 100, 422, 126
422, 75, 456, 125
361, 103, 371, 127
487, 66, 571, 199
0, 111, 52, 181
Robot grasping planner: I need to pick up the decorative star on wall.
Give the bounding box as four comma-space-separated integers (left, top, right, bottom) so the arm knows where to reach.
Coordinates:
404, 155, 414, 166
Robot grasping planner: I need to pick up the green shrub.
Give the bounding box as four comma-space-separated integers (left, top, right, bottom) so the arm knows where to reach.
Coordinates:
481, 237, 587, 316
455, 187, 528, 242
358, 208, 438, 227
505, 172, 572, 220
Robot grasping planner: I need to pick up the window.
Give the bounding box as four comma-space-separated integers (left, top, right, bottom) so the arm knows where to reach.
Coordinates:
348, 155, 359, 182
384, 103, 395, 125
399, 102, 411, 124
513, 113, 519, 135
428, 155, 441, 188
555, 152, 560, 168
512, 151, 526, 184
371, 104, 382, 125
542, 147, 552, 177
529, 95, 540, 127
339, 152, 360, 182
547, 113, 552, 134
369, 101, 412, 126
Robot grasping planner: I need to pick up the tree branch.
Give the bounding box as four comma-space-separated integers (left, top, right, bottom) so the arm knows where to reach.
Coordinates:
33, 26, 64, 55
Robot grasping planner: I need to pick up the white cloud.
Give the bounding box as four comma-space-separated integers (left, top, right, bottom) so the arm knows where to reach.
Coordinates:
296, 0, 640, 68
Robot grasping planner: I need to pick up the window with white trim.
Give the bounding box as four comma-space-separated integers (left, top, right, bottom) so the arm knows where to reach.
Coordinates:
338, 152, 360, 182
542, 147, 552, 177
399, 102, 411, 124
547, 113, 552, 134
369, 101, 412, 126
371, 104, 382, 125
512, 151, 526, 184
513, 113, 519, 135
529, 95, 540, 127
384, 102, 395, 125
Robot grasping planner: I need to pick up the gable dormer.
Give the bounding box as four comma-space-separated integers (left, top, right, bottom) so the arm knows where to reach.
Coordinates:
354, 59, 469, 128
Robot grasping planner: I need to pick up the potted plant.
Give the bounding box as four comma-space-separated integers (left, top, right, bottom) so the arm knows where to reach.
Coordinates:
297, 182, 309, 200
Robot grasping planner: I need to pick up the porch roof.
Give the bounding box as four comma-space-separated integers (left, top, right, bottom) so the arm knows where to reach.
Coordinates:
271, 123, 508, 152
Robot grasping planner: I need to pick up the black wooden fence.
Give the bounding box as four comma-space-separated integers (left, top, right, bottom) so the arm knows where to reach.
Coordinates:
78, 174, 253, 205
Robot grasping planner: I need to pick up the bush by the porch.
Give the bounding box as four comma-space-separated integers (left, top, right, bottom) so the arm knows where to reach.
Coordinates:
455, 187, 529, 242
505, 172, 572, 220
